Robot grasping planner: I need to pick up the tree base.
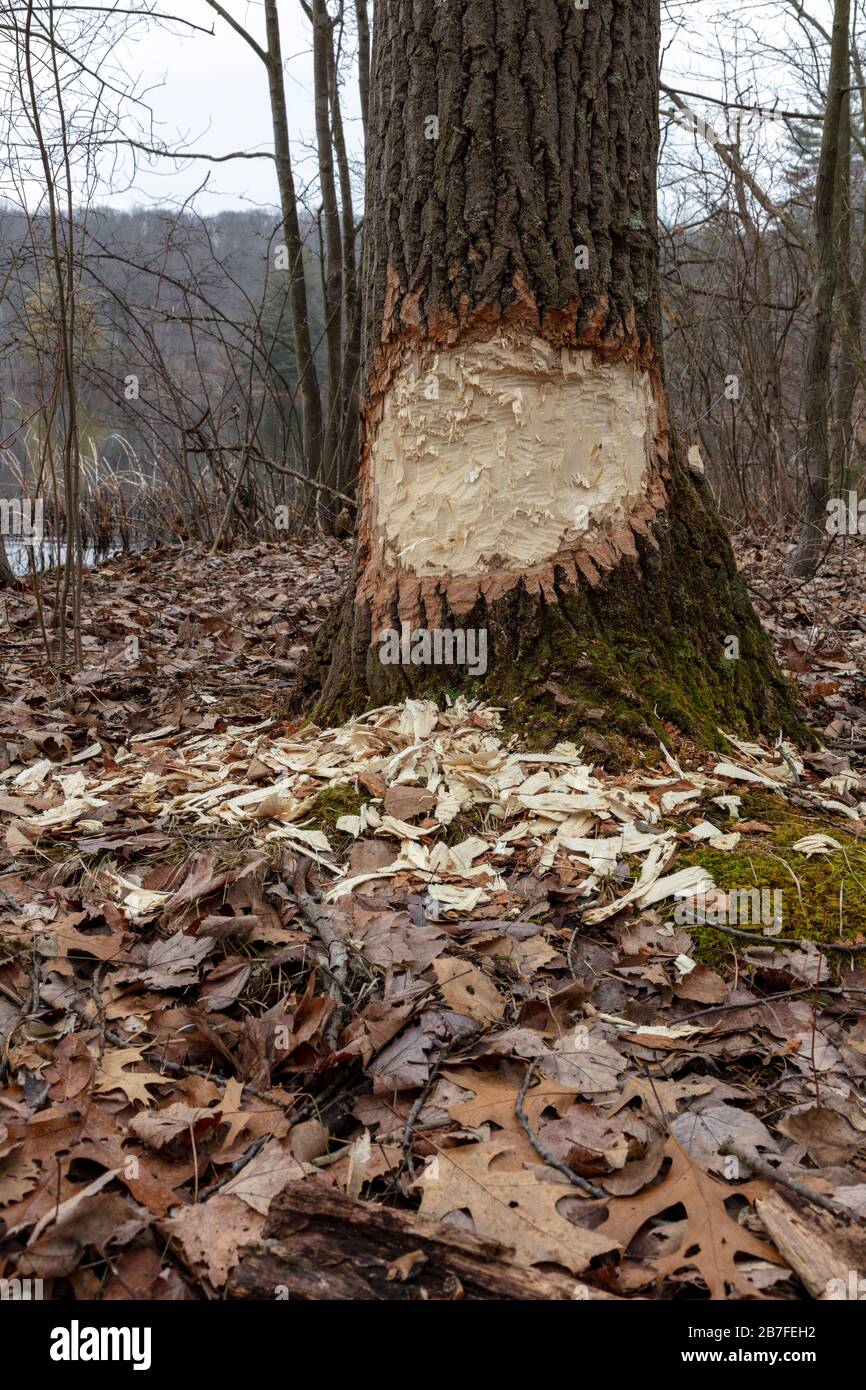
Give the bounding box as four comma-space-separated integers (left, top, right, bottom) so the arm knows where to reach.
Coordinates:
298, 463, 812, 760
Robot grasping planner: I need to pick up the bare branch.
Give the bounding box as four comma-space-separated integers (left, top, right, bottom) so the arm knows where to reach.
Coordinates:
202, 0, 266, 64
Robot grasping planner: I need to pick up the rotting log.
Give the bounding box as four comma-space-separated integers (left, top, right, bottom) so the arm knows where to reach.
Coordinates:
227, 1182, 622, 1301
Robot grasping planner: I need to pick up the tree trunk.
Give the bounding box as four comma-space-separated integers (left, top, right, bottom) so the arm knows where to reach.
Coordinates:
264, 0, 324, 485
790, 0, 850, 579
0, 539, 17, 588
304, 0, 805, 751
354, 0, 370, 147
312, 0, 344, 499
731, 177, 788, 517
830, 80, 858, 493
327, 13, 362, 493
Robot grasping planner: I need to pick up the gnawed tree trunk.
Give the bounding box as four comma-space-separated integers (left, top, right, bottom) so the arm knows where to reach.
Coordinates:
303, 0, 805, 750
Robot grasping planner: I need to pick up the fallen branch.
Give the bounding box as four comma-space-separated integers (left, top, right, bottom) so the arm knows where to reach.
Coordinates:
753, 1188, 866, 1300
719, 1140, 866, 1227
227, 1181, 621, 1300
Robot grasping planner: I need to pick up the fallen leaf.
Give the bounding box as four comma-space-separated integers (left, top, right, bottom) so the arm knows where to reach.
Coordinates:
415, 1137, 620, 1274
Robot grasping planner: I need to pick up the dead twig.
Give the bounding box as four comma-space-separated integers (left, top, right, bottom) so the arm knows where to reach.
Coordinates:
199, 1133, 269, 1201
293, 861, 348, 1048
200, 1072, 366, 1199
719, 1140, 866, 1228
673, 983, 866, 1025
685, 919, 866, 952
396, 1046, 449, 1183
69, 1003, 287, 1106
516, 1063, 606, 1199
28, 945, 40, 1016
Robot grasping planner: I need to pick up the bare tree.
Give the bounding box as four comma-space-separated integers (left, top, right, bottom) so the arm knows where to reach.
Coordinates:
205, 0, 325, 487
791, 0, 851, 575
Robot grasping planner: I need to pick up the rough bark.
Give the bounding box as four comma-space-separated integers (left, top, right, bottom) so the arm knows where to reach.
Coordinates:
226, 1181, 620, 1301
302, 0, 807, 752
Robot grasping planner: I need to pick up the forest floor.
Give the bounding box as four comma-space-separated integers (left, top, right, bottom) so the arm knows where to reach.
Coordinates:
2, 531, 866, 1301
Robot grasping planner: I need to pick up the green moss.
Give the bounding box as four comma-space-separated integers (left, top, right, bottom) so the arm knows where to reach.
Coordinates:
475, 582, 807, 762
675, 791, 866, 967
306, 782, 366, 825
304, 782, 367, 830
295, 781, 370, 857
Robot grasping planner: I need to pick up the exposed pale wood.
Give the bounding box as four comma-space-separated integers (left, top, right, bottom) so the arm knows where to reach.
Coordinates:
755, 1188, 866, 1299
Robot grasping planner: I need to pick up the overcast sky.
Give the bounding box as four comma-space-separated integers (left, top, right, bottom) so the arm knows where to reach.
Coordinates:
108, 0, 362, 213
0, 0, 838, 216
